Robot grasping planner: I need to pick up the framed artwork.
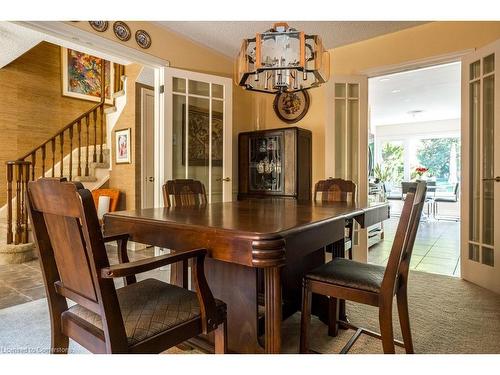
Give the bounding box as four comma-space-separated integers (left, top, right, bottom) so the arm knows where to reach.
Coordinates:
182, 105, 223, 166
273, 90, 310, 124
115, 128, 131, 164
61, 48, 114, 105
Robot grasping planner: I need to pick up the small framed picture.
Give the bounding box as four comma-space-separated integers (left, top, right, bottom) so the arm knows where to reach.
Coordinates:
115, 128, 131, 164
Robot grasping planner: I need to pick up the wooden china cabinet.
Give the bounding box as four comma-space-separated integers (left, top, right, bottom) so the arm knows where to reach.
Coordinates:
238, 127, 312, 201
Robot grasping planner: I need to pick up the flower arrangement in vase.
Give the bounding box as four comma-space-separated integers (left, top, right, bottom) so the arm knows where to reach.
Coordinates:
415, 166, 428, 179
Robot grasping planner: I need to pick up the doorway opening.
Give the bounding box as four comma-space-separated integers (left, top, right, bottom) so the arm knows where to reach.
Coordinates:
367, 62, 462, 277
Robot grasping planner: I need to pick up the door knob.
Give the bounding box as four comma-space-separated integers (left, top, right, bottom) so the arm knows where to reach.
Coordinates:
148, 177, 155, 182
482, 176, 500, 182
216, 177, 231, 182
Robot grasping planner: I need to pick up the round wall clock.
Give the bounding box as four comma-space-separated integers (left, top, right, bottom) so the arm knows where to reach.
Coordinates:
135, 29, 152, 49
113, 21, 131, 41
88, 21, 108, 32
273, 90, 310, 124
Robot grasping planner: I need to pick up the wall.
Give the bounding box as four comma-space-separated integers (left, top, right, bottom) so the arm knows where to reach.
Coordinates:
107, 63, 143, 211
375, 118, 460, 139
0, 41, 96, 205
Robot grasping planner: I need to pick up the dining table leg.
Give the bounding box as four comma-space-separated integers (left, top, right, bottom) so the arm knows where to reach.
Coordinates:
264, 266, 282, 354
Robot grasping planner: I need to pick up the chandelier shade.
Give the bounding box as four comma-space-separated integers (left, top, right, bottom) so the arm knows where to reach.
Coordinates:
235, 22, 330, 94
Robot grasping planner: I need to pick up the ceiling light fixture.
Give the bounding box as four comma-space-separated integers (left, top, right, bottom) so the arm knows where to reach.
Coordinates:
234, 22, 330, 94
391, 89, 401, 93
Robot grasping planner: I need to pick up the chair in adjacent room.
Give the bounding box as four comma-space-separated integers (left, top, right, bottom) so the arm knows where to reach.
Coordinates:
27, 178, 227, 354
300, 182, 427, 354
314, 178, 357, 259
162, 179, 208, 288
433, 182, 460, 221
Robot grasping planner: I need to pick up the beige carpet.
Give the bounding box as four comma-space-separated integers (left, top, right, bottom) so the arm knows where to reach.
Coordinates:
280, 270, 500, 354
1, 270, 499, 354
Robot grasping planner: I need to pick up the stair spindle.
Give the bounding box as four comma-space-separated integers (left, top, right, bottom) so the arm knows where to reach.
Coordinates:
85, 114, 90, 176
22, 163, 30, 243
60, 132, 64, 177
6, 163, 13, 244
77, 120, 82, 177
41, 144, 46, 177
31, 152, 36, 181
68, 126, 74, 181
99, 105, 104, 163
51, 138, 56, 177
93, 109, 98, 163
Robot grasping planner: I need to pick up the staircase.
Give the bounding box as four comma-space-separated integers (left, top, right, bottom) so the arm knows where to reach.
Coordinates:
0, 63, 127, 264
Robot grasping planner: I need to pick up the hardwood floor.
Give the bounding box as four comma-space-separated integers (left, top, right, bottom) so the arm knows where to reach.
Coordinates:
369, 218, 460, 277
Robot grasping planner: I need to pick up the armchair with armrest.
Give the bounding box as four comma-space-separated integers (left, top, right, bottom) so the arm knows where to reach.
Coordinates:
27, 178, 227, 354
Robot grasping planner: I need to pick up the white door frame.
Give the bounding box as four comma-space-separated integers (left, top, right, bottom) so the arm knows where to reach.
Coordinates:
140, 86, 155, 209
161, 67, 233, 205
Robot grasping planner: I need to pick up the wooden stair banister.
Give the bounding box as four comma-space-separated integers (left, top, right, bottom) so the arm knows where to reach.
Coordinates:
4, 62, 125, 245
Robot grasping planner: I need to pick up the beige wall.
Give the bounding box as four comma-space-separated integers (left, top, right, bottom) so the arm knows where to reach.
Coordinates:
246, 21, 500, 185
0, 41, 96, 205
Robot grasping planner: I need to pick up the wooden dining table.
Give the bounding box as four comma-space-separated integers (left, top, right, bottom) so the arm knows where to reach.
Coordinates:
103, 199, 389, 354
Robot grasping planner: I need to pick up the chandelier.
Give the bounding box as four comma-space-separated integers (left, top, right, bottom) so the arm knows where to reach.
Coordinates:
235, 22, 330, 94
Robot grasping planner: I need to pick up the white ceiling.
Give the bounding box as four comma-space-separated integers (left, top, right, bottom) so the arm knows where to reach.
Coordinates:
0, 22, 44, 69
369, 62, 461, 126
156, 21, 426, 58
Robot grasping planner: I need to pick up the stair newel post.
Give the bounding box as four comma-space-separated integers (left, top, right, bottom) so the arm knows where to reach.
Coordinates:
59, 132, 65, 177
51, 138, 56, 177
77, 119, 82, 177
99, 104, 104, 163
15, 164, 22, 244
68, 126, 74, 181
6, 163, 13, 244
22, 162, 30, 243
93, 109, 97, 163
31, 151, 36, 181
85, 114, 90, 176
41, 144, 46, 177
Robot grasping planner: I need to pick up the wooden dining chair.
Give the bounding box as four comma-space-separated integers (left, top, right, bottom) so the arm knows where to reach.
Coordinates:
163, 179, 207, 208
27, 178, 227, 354
300, 182, 427, 354
162, 179, 208, 288
314, 178, 357, 259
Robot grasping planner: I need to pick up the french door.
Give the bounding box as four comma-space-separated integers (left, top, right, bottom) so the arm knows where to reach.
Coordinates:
326, 75, 369, 262
461, 39, 500, 294
162, 67, 233, 204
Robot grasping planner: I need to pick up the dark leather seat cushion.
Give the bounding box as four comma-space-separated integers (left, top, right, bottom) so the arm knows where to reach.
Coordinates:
306, 257, 385, 293
66, 278, 225, 345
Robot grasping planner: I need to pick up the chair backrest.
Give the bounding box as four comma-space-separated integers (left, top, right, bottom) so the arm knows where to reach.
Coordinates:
401, 181, 417, 195
381, 182, 427, 295
92, 188, 120, 213
163, 179, 207, 208
314, 178, 356, 203
27, 178, 125, 348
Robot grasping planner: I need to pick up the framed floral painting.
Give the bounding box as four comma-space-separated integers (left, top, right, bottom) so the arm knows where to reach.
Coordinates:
61, 48, 114, 104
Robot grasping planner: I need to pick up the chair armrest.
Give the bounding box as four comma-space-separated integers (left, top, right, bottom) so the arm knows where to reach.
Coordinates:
101, 248, 206, 278
103, 233, 129, 243
101, 247, 218, 334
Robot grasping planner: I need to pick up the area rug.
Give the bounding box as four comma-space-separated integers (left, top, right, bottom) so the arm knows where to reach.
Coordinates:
1, 271, 499, 354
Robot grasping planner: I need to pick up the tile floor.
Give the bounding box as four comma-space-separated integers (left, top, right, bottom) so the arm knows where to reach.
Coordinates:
369, 217, 461, 277
0, 245, 166, 310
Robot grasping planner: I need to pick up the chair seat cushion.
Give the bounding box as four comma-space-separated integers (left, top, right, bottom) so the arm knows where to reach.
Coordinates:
66, 278, 225, 346
306, 257, 385, 293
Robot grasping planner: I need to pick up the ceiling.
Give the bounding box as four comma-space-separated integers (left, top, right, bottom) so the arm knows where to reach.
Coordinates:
156, 21, 426, 58
369, 62, 461, 126
0, 22, 44, 69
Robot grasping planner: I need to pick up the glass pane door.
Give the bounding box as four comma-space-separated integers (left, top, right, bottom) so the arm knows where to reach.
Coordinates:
166, 68, 233, 203
461, 39, 500, 294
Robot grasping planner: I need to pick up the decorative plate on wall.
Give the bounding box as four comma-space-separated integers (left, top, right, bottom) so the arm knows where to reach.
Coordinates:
273, 90, 310, 124
113, 21, 131, 41
135, 29, 152, 49
88, 21, 108, 32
